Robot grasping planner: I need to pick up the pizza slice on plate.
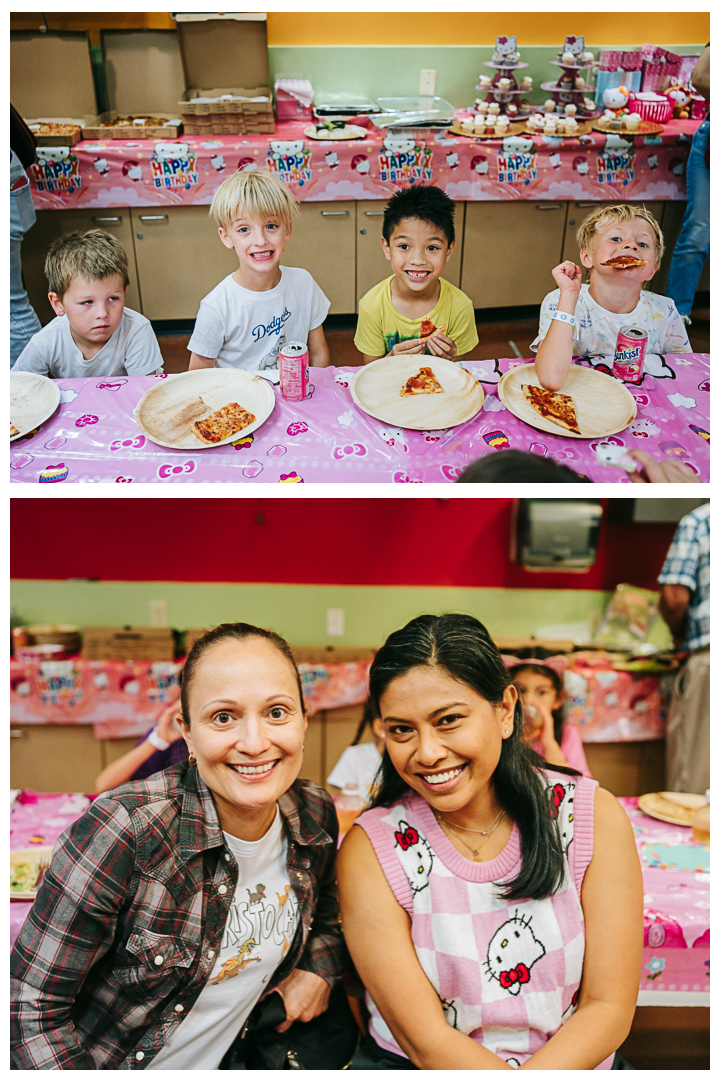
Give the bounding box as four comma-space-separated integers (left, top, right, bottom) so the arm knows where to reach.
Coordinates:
601, 255, 647, 268
400, 367, 445, 397
10, 421, 20, 438
193, 402, 256, 444
521, 384, 582, 435
418, 319, 446, 341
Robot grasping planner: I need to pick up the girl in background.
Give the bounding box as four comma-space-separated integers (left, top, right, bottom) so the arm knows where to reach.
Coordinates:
327, 698, 385, 800
509, 661, 593, 779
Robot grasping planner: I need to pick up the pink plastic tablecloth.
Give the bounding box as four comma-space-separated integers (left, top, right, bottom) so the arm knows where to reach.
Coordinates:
564, 654, 668, 742
11, 659, 371, 737
11, 791, 710, 1006
28, 118, 699, 210
10, 355, 709, 484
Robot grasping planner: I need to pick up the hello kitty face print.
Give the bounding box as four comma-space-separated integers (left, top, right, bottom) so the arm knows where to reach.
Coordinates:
549, 780, 575, 856
485, 910, 546, 995
394, 820, 434, 893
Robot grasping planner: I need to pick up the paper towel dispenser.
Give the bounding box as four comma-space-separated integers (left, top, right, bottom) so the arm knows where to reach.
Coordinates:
513, 499, 603, 571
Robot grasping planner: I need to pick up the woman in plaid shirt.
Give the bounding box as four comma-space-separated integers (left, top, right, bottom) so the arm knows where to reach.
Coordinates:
11, 623, 347, 1070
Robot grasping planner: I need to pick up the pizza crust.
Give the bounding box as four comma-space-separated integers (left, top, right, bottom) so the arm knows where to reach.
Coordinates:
193, 402, 256, 444
10, 421, 20, 438
522, 384, 582, 435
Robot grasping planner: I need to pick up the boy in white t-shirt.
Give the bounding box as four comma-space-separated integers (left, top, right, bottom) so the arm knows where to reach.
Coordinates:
531, 204, 690, 390
12, 229, 163, 378
188, 170, 330, 375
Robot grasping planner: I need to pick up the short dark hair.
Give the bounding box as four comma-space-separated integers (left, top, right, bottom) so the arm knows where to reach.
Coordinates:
368, 614, 580, 902
457, 450, 591, 483
381, 185, 455, 247
180, 622, 305, 725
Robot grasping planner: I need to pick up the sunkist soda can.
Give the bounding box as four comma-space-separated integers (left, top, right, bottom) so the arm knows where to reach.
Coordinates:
612, 326, 648, 383
279, 340, 309, 401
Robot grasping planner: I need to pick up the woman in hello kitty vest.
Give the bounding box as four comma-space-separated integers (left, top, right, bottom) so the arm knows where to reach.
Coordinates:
338, 614, 642, 1069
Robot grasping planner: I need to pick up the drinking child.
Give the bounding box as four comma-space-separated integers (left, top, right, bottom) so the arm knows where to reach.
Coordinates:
510, 661, 592, 778
531, 204, 690, 390
188, 169, 330, 374
12, 229, 163, 378
354, 185, 478, 363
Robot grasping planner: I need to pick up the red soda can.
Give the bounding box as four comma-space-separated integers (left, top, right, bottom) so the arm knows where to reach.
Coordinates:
612, 326, 648, 383
279, 341, 309, 401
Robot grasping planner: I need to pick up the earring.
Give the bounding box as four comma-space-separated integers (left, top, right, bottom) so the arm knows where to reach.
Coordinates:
302, 743, 305, 750
188, 751, 196, 762
504, 730, 510, 736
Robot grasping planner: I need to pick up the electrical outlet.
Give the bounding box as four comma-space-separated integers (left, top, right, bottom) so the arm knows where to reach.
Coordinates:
149, 600, 168, 627
419, 69, 437, 96
326, 608, 345, 637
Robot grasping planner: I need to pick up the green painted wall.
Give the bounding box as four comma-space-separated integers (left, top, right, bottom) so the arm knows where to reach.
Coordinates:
10, 579, 672, 649
268, 44, 704, 111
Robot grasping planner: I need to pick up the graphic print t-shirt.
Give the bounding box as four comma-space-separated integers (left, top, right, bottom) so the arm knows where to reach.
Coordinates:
147, 808, 299, 1070
188, 266, 330, 373
354, 275, 478, 359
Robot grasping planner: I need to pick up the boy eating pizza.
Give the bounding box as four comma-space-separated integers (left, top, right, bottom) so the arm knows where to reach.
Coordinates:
354, 185, 478, 364
531, 204, 690, 391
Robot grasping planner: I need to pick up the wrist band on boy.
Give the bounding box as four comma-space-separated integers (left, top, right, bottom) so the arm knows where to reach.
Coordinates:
147, 726, 171, 751
552, 310, 576, 327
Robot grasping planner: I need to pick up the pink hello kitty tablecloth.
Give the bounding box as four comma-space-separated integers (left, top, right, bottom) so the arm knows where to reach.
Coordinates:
10, 658, 372, 737
10, 356, 709, 484
10, 791, 710, 1008
28, 118, 699, 209
564, 653, 669, 742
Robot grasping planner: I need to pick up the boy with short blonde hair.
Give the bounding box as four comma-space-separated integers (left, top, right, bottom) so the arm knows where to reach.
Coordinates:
188, 169, 330, 372
532, 204, 690, 390
12, 229, 163, 377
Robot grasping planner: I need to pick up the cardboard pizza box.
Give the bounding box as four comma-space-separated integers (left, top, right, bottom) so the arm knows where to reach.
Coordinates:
175, 12, 274, 134
10, 30, 98, 136
81, 627, 175, 662
83, 28, 185, 141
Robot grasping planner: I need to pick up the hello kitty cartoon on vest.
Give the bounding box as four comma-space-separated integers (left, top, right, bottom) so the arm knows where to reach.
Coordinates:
549, 780, 575, 856
394, 820, 434, 893
485, 910, 546, 995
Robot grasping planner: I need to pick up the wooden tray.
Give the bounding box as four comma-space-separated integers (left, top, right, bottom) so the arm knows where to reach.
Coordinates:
351, 355, 484, 431
593, 119, 664, 136
448, 120, 527, 139
498, 363, 637, 440
134, 370, 276, 450
11, 846, 53, 901
10, 372, 61, 441
304, 123, 367, 140
522, 120, 594, 138
637, 791, 707, 827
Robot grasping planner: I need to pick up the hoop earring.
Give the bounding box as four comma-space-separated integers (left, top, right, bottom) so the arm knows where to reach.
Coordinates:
188, 751, 196, 762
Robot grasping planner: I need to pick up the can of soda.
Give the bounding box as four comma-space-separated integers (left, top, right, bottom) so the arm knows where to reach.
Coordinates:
612, 326, 648, 383
279, 341, 309, 401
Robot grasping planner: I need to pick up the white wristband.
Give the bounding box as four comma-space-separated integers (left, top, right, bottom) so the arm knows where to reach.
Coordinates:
147, 726, 171, 751
552, 310, 576, 327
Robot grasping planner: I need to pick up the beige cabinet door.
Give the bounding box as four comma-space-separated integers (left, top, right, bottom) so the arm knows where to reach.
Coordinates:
21, 208, 142, 325
281, 201, 357, 314
461, 201, 567, 307
356, 200, 463, 308
11, 726, 103, 793
131, 206, 237, 320
656, 201, 710, 296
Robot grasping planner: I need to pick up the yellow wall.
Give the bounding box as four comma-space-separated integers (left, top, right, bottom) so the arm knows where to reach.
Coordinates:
9, 12, 710, 48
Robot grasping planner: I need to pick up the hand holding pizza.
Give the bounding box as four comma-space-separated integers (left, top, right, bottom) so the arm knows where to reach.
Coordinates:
425, 333, 457, 360
388, 337, 426, 357
551, 260, 583, 302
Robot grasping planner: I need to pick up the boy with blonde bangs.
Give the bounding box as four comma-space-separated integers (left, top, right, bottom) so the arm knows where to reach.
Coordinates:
12, 229, 163, 377
188, 169, 330, 373
532, 204, 690, 391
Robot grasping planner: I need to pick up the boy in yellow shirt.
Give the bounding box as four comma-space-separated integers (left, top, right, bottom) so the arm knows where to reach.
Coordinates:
354, 186, 478, 363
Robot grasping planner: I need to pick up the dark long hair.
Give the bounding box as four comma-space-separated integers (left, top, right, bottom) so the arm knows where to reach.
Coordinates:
351, 697, 380, 745
180, 622, 305, 725
508, 662, 565, 745
368, 614, 579, 902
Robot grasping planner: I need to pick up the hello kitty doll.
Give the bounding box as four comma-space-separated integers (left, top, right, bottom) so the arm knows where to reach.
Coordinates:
602, 86, 630, 117
665, 84, 692, 119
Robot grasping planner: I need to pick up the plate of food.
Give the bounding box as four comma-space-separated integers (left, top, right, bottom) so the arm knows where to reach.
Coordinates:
10, 372, 62, 442
498, 363, 636, 439
637, 791, 707, 827
134, 369, 276, 450
304, 122, 367, 140
27, 122, 83, 146
11, 846, 53, 901
351, 351, 484, 431
593, 118, 664, 135
447, 119, 528, 139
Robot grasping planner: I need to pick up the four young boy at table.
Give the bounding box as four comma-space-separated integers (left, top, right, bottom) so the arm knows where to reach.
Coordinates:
13, 168, 691, 384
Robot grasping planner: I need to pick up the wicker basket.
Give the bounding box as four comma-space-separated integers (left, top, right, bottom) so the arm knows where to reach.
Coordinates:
628, 92, 673, 123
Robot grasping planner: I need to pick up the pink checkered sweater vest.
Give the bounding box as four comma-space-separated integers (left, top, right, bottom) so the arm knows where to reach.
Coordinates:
357, 769, 614, 1069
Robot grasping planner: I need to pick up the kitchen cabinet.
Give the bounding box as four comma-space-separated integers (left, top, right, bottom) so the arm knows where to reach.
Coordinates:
460, 201, 567, 307
355, 200, 463, 309
282, 201, 357, 314
11, 726, 103, 793
21, 208, 142, 325
657, 201, 710, 295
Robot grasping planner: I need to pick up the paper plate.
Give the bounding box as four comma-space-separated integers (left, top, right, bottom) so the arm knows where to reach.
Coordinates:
11, 846, 53, 901
637, 791, 707, 827
350, 355, 484, 431
134, 369, 276, 450
498, 363, 636, 439
10, 372, 61, 441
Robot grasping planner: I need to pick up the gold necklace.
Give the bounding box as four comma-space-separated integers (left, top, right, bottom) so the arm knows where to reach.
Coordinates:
434, 808, 505, 861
